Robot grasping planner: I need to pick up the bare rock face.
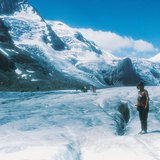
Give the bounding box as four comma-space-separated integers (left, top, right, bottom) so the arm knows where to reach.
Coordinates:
115, 58, 141, 85
105, 58, 141, 86
0, 54, 15, 72
74, 32, 102, 55
0, 19, 15, 72
0, 0, 27, 15
0, 19, 13, 43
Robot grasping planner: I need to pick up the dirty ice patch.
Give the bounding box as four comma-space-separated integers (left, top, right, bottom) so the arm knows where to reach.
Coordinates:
15, 68, 22, 75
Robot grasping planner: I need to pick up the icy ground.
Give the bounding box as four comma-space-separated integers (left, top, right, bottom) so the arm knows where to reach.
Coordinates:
0, 87, 160, 160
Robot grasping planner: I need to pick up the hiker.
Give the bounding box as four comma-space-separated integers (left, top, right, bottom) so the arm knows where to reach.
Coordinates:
90, 85, 96, 92
92, 86, 96, 92
136, 82, 149, 134
81, 86, 88, 92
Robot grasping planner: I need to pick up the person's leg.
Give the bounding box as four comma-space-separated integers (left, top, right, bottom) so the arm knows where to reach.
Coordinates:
143, 110, 148, 132
139, 109, 144, 131
143, 121, 147, 132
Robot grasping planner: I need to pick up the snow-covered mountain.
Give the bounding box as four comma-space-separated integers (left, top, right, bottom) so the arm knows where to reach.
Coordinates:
48, 21, 104, 55
0, 0, 108, 90
132, 58, 160, 85
48, 21, 160, 86
0, 18, 84, 91
0, 0, 160, 91
0, 0, 119, 89
48, 21, 121, 86
149, 53, 160, 63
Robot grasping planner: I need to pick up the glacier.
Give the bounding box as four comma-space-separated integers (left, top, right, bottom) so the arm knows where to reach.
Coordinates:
1, 0, 160, 88
0, 87, 160, 160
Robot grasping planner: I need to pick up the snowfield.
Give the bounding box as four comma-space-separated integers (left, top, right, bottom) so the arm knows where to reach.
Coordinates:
0, 87, 160, 160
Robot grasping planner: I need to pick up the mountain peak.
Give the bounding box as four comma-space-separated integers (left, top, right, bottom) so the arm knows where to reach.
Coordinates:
0, 0, 28, 15
149, 53, 160, 63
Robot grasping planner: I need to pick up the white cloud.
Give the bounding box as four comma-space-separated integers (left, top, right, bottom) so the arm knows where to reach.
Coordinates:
133, 40, 155, 52
76, 28, 158, 58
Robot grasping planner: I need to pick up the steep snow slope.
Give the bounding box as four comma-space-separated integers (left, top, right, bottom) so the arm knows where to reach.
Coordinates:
48, 21, 102, 54
132, 58, 160, 85
48, 21, 117, 62
0, 87, 160, 160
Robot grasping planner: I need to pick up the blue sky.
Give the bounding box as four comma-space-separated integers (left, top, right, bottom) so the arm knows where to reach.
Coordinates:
28, 0, 160, 57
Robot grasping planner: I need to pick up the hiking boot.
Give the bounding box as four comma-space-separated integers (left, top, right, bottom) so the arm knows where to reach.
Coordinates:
144, 130, 147, 134
139, 130, 147, 134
